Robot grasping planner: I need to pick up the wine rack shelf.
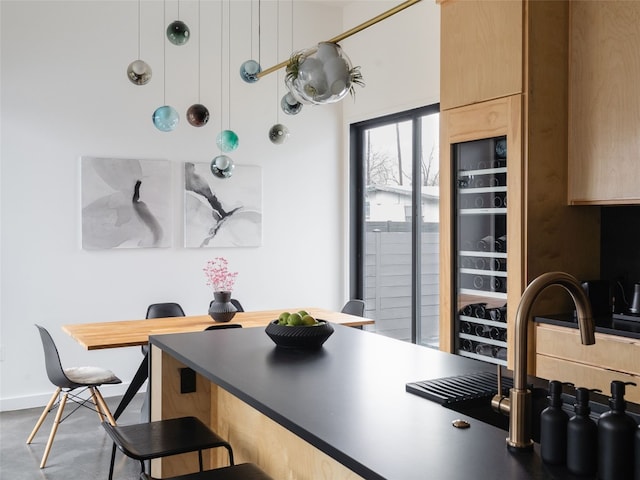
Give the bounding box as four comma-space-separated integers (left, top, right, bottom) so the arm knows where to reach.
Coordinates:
454, 135, 508, 366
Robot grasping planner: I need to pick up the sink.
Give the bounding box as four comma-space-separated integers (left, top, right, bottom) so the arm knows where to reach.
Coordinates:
406, 371, 548, 441
407, 372, 640, 443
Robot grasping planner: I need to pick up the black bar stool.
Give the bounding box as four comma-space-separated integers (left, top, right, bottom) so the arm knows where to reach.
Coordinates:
102, 416, 234, 480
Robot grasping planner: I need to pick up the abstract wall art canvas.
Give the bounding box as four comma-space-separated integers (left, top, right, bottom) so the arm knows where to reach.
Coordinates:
81, 156, 171, 249
184, 162, 262, 248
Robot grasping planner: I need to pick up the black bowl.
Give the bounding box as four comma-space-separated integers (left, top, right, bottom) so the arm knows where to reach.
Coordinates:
265, 319, 334, 349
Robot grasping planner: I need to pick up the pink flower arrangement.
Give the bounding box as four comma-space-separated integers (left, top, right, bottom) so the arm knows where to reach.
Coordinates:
203, 257, 238, 292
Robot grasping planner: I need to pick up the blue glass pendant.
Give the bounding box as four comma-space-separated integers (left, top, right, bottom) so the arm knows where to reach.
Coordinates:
216, 130, 239, 152
127, 59, 152, 85
211, 155, 234, 179
167, 20, 190, 45
239, 60, 262, 83
152, 105, 179, 132
281, 93, 302, 115
269, 124, 290, 145
187, 104, 210, 127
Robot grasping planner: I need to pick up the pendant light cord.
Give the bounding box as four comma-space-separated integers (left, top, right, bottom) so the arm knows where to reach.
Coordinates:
276, 0, 280, 123
219, 0, 223, 145
197, 0, 201, 101
137, 0, 141, 60
227, 0, 231, 130
163, 0, 166, 104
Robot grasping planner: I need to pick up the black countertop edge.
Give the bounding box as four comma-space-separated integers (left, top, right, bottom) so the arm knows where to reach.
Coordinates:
535, 313, 640, 340
149, 331, 384, 480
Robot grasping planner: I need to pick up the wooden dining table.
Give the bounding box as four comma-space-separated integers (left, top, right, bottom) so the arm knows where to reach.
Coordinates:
63, 307, 373, 418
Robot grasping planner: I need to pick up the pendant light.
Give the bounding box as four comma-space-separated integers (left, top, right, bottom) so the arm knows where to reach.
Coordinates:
187, 0, 210, 127
153, 0, 179, 132
280, 0, 302, 115
269, 0, 289, 145
211, 0, 235, 178
127, 0, 152, 85
166, 0, 190, 45
239, 0, 262, 83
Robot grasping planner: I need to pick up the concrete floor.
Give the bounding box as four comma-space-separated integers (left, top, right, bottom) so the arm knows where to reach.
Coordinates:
0, 393, 144, 480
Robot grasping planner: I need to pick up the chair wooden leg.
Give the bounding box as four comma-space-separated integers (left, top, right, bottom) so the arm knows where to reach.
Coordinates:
26, 388, 60, 444
92, 387, 116, 426
40, 391, 68, 468
89, 387, 106, 423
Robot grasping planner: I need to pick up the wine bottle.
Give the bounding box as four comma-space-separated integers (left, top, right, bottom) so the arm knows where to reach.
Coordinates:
460, 339, 473, 352
492, 277, 506, 293
461, 256, 474, 268
493, 347, 507, 360
474, 195, 485, 208
491, 258, 507, 271
474, 257, 487, 270
489, 306, 507, 322
495, 138, 507, 159
474, 325, 491, 338
473, 304, 487, 319
494, 235, 507, 253
460, 321, 472, 334
475, 344, 494, 356
473, 276, 486, 290
477, 235, 494, 251
492, 194, 505, 208
462, 304, 474, 317
490, 327, 507, 341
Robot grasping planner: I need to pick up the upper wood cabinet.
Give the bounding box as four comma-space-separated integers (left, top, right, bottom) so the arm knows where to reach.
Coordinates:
439, 1, 601, 372
568, 1, 640, 205
439, 0, 523, 110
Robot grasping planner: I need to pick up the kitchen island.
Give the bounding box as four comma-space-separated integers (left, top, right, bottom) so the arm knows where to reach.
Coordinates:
149, 323, 564, 479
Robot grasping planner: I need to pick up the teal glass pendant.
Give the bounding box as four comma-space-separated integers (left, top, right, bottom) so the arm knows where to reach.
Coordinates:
187, 104, 210, 127
152, 105, 179, 132
216, 130, 239, 152
281, 93, 302, 115
269, 124, 290, 145
239, 60, 262, 83
211, 155, 234, 179
167, 20, 190, 45
127, 59, 152, 85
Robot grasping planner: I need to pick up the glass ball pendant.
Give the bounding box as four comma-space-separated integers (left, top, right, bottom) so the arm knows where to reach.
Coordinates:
216, 130, 239, 152
167, 20, 190, 45
269, 124, 290, 145
127, 59, 152, 85
186, 104, 210, 127
281, 93, 302, 115
210, 155, 234, 179
152, 105, 179, 132
239, 59, 262, 83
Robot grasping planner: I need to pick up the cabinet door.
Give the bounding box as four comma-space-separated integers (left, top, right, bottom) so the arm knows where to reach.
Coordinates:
440, 0, 523, 110
440, 95, 523, 369
568, 1, 640, 205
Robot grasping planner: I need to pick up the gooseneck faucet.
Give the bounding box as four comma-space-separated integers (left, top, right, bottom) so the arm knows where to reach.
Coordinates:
491, 272, 596, 451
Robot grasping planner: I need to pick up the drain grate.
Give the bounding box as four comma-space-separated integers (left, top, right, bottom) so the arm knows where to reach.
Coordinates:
406, 371, 513, 405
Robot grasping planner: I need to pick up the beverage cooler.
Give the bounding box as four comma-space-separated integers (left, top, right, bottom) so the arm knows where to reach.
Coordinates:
454, 135, 508, 366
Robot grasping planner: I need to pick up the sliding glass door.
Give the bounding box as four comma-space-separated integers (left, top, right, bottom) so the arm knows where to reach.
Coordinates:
349, 105, 440, 347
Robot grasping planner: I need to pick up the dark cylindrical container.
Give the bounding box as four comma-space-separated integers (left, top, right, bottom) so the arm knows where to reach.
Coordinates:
540, 380, 569, 465
566, 388, 598, 476
473, 304, 487, 319
634, 425, 640, 480
477, 235, 494, 251
597, 381, 638, 480
489, 306, 507, 322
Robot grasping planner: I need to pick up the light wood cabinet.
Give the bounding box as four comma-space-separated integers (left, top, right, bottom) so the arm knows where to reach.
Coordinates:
568, 1, 640, 205
439, 0, 523, 110
536, 323, 640, 404
439, 0, 601, 373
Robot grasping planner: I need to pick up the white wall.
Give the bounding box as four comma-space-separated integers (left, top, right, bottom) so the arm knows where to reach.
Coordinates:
0, 0, 439, 411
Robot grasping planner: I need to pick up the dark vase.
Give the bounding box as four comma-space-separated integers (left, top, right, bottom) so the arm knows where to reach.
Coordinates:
208, 291, 237, 322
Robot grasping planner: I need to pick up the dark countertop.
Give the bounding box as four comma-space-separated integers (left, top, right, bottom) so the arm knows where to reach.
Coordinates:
150, 324, 580, 480
535, 313, 640, 339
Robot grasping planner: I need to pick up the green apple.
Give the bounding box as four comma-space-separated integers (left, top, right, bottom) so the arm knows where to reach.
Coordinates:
287, 312, 303, 326
301, 314, 317, 326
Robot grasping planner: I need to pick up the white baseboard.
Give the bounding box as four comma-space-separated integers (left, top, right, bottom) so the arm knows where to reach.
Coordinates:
0, 382, 142, 412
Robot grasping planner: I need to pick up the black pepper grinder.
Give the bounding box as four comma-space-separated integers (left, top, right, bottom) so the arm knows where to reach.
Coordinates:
597, 381, 638, 480
566, 387, 600, 476
540, 380, 571, 465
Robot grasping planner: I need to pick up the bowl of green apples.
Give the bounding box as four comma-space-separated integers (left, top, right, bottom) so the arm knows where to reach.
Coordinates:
265, 310, 334, 349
